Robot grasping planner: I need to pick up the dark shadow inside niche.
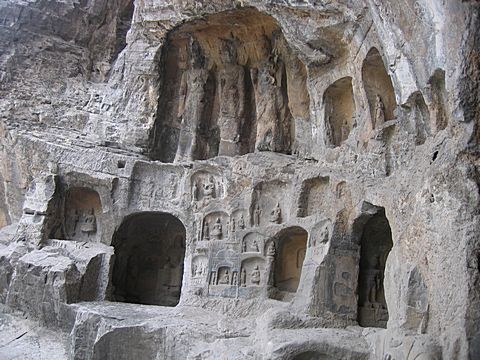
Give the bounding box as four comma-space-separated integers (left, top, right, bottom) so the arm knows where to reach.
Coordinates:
357, 208, 393, 328
323, 77, 355, 147
428, 68, 447, 132
292, 351, 337, 360
269, 226, 308, 301
405, 91, 431, 145
63, 187, 102, 242
362, 48, 397, 129
111, 212, 186, 306
148, 8, 310, 162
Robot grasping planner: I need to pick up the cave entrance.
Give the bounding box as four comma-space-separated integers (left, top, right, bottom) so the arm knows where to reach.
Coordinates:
111, 212, 186, 306
270, 226, 308, 301
357, 208, 392, 327
149, 8, 309, 162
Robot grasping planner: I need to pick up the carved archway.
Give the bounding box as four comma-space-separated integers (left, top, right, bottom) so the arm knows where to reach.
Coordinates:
111, 212, 186, 306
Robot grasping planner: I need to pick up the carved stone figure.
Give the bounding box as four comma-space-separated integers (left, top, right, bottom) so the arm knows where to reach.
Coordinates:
270, 202, 282, 224
325, 114, 334, 146
192, 182, 199, 201
241, 267, 246, 287
232, 272, 238, 286
218, 40, 245, 156
242, 240, 247, 253
238, 214, 246, 229
251, 265, 260, 285
211, 218, 223, 239
80, 208, 97, 235
175, 38, 211, 162
219, 270, 230, 284
254, 204, 261, 226
252, 37, 291, 153
203, 176, 216, 199
267, 241, 276, 257
203, 222, 210, 240
374, 94, 386, 128
252, 239, 259, 252
67, 208, 80, 237
230, 217, 236, 233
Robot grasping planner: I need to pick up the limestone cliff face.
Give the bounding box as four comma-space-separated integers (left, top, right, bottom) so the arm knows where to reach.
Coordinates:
0, 1, 479, 359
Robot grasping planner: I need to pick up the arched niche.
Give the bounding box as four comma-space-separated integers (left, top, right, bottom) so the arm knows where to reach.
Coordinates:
323, 77, 355, 147
362, 48, 397, 128
111, 212, 186, 306
63, 187, 102, 242
148, 8, 309, 162
356, 208, 393, 328
405, 91, 431, 145
270, 226, 308, 300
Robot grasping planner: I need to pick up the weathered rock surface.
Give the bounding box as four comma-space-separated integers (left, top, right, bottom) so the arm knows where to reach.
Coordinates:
0, 0, 479, 359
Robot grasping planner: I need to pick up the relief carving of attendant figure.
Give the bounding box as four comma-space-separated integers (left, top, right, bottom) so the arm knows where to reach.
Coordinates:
241, 267, 247, 287
270, 202, 282, 224
175, 38, 211, 162
253, 204, 261, 227
374, 94, 386, 129
252, 36, 292, 153
238, 214, 246, 229
267, 241, 276, 257
217, 40, 245, 156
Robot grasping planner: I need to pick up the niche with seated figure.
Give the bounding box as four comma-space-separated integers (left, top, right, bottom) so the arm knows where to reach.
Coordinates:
270, 226, 308, 301
111, 212, 186, 306
362, 48, 397, 129
149, 8, 309, 162
357, 208, 393, 328
323, 77, 356, 147
63, 187, 102, 242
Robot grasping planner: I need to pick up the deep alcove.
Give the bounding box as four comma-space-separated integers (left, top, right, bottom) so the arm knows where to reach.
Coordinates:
149, 8, 309, 162
112, 212, 186, 306
357, 208, 393, 328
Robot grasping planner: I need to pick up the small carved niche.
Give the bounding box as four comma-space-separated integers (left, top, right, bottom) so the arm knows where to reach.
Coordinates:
241, 232, 265, 254
64, 187, 102, 242
215, 266, 233, 286
230, 209, 247, 234
250, 180, 289, 227
323, 77, 355, 147
192, 255, 208, 282
362, 48, 397, 128
202, 211, 229, 241
297, 176, 330, 217
357, 208, 393, 328
240, 257, 266, 287
405, 91, 431, 145
272, 226, 308, 297
191, 171, 224, 204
